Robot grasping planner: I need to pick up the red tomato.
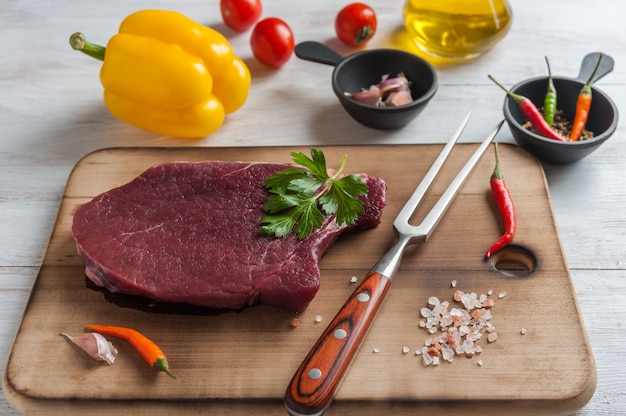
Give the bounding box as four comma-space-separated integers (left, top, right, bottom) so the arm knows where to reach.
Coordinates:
220, 0, 262, 32
335, 3, 377, 47
250, 17, 295, 68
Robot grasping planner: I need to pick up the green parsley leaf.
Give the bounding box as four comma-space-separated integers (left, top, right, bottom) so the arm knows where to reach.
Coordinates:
262, 167, 308, 190
259, 148, 368, 239
291, 148, 329, 179
328, 174, 368, 226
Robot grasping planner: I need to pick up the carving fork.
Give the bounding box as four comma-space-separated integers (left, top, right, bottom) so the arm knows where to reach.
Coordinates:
285, 113, 505, 416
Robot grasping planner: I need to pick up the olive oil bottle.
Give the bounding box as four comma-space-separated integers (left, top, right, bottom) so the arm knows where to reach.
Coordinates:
403, 0, 512, 60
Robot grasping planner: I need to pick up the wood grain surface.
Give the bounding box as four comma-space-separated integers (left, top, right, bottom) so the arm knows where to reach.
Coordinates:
3, 0, 626, 414
3, 145, 595, 415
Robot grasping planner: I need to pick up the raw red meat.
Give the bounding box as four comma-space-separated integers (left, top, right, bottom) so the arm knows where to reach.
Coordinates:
72, 161, 386, 312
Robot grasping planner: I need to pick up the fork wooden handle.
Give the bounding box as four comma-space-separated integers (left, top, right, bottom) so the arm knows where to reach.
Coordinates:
284, 271, 392, 416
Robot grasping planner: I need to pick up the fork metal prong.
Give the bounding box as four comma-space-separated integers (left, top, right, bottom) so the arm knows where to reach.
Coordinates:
396, 119, 505, 241
393, 112, 471, 231
372, 118, 505, 279
416, 119, 504, 240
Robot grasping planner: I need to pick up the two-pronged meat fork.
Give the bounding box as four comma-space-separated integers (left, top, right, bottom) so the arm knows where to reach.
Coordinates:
285, 113, 505, 416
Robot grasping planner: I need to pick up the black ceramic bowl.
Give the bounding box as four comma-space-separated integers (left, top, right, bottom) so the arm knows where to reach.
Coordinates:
295, 41, 438, 130
503, 53, 618, 164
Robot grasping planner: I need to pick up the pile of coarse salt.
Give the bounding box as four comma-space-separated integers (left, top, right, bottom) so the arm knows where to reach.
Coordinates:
417, 289, 503, 366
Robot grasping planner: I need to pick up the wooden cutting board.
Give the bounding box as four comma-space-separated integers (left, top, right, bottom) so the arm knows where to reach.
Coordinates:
3, 145, 595, 415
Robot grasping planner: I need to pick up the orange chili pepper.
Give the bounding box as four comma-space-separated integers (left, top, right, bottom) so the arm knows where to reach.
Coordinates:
569, 54, 603, 141
86, 324, 175, 378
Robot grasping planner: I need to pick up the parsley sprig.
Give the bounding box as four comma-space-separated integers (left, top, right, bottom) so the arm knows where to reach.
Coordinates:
260, 148, 368, 239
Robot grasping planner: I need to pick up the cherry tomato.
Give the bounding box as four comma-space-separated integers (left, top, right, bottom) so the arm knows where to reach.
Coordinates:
220, 0, 262, 32
250, 17, 295, 68
335, 3, 377, 47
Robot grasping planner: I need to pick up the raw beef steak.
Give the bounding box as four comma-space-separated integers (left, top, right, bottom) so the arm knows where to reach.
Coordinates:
72, 161, 387, 312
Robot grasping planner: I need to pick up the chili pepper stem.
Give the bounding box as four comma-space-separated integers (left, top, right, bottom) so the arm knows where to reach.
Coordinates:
582, 54, 604, 87
488, 74, 525, 105
70, 32, 106, 61
155, 357, 176, 378
492, 142, 503, 180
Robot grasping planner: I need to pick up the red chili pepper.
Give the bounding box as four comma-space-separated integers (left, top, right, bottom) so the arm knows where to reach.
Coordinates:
485, 143, 516, 259
86, 324, 176, 378
488, 74, 566, 142
569, 54, 603, 141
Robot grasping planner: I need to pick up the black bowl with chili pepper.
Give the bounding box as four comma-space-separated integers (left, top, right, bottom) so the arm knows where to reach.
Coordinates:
502, 52, 618, 164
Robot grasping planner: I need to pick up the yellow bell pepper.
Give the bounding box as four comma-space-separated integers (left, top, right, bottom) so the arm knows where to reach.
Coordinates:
70, 10, 251, 138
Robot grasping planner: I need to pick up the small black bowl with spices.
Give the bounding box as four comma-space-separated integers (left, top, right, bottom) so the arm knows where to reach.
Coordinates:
502, 52, 618, 164
295, 41, 438, 130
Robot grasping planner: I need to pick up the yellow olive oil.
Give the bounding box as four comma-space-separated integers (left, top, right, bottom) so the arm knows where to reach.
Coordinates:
403, 0, 512, 60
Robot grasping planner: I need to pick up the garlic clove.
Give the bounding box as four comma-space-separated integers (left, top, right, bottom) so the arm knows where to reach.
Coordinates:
345, 85, 382, 106
61, 332, 118, 365
346, 73, 413, 107
385, 90, 413, 107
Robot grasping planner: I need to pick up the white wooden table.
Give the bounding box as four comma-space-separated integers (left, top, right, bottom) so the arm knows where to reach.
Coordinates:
1, 0, 624, 414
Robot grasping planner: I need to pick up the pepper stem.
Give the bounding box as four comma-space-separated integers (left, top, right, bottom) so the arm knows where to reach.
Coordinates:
70, 32, 106, 61
491, 142, 503, 180
154, 357, 176, 378
488, 74, 525, 105
582, 54, 603, 92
